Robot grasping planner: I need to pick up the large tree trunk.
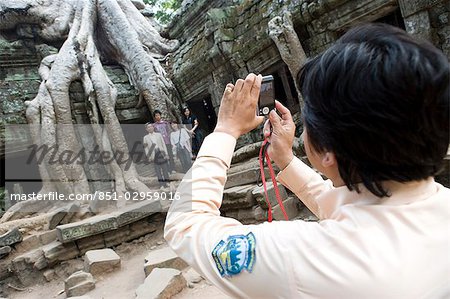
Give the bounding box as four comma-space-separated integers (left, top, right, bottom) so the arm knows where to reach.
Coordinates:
268, 12, 307, 107
0, 0, 179, 223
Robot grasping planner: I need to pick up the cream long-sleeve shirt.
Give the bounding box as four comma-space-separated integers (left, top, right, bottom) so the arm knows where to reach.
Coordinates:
170, 128, 192, 154
143, 132, 168, 161
164, 132, 450, 299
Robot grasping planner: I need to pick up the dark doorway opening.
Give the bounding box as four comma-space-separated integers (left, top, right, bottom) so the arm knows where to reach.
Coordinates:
185, 97, 217, 135
375, 8, 405, 30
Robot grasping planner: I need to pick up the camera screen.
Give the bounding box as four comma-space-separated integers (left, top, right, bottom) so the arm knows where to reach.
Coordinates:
260, 80, 274, 106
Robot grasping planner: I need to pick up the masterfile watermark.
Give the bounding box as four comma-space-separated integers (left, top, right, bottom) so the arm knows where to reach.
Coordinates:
26, 141, 154, 171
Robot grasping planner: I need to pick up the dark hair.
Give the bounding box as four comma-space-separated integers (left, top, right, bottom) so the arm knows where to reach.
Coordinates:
298, 23, 449, 197
153, 110, 162, 117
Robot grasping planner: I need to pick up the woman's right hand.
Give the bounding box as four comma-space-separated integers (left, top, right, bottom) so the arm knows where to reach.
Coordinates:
263, 101, 296, 170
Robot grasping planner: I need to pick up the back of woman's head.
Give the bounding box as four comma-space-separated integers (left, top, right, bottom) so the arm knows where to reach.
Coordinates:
298, 23, 450, 197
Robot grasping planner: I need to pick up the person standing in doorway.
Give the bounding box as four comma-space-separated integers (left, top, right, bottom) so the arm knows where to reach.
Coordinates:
152, 110, 175, 172
181, 107, 203, 159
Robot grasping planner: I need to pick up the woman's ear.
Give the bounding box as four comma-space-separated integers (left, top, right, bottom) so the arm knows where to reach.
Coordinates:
321, 152, 345, 187
321, 152, 337, 168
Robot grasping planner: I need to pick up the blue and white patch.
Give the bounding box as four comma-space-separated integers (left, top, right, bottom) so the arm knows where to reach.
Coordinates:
212, 232, 256, 277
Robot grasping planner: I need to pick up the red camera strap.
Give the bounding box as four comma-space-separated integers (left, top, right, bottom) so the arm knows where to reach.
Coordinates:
258, 139, 289, 222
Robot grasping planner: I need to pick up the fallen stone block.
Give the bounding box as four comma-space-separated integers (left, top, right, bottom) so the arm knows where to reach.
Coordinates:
43, 269, 56, 282
12, 249, 46, 286
144, 247, 188, 277
136, 268, 186, 299
113, 200, 161, 227
48, 207, 68, 230
56, 214, 118, 243
42, 241, 80, 266
0, 246, 11, 259
0, 227, 23, 247
65, 270, 95, 297
84, 249, 121, 277
57, 201, 161, 243
15, 235, 40, 254
55, 259, 85, 279
37, 229, 57, 245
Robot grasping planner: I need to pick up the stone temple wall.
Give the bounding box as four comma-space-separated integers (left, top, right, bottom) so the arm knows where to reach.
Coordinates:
166, 0, 449, 147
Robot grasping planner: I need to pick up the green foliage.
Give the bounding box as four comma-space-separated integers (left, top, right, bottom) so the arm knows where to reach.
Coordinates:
143, 0, 183, 24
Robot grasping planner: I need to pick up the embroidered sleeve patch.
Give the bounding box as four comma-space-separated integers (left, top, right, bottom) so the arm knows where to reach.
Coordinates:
212, 232, 256, 277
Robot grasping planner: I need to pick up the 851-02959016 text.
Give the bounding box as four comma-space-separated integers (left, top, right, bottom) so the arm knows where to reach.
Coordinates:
95, 191, 181, 201
8, 191, 181, 202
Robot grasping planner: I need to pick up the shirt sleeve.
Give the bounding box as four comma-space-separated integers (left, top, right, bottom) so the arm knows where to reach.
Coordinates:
276, 157, 334, 219
164, 132, 297, 298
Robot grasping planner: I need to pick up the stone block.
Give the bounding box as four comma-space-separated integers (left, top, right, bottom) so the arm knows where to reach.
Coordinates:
226, 167, 271, 189
127, 219, 158, 242
404, 11, 433, 41
37, 229, 57, 245
272, 197, 299, 221
48, 208, 68, 229
253, 206, 266, 221
43, 269, 56, 282
0, 246, 11, 259
14, 234, 40, 253
144, 247, 188, 277
55, 259, 85, 278
253, 181, 288, 209
56, 214, 119, 243
399, 0, 440, 17
84, 249, 121, 277
114, 200, 161, 227
65, 271, 95, 297
0, 227, 22, 247
103, 225, 130, 247
11, 249, 46, 286
136, 268, 186, 299
42, 241, 80, 266
222, 184, 256, 211
76, 235, 106, 255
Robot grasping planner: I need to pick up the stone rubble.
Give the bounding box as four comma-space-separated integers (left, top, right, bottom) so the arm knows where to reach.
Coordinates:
136, 268, 186, 299
0, 227, 23, 247
144, 247, 188, 277
64, 270, 95, 297
84, 249, 121, 277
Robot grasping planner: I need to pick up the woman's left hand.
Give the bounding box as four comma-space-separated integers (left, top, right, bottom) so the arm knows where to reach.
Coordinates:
214, 73, 265, 139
